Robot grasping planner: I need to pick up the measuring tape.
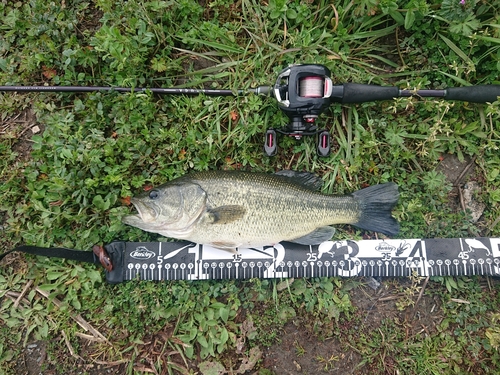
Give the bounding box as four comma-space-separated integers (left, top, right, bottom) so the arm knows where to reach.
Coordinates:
101, 237, 500, 283
3, 238, 499, 283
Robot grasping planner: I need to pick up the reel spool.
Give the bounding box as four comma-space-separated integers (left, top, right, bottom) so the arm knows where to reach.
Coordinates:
265, 64, 333, 157
299, 76, 326, 98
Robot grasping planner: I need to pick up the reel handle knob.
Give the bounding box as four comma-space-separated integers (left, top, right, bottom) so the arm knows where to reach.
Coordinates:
264, 129, 278, 156
317, 130, 330, 157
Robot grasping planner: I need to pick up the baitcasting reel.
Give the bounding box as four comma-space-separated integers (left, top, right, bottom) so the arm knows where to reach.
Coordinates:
263, 63, 500, 157
265, 64, 336, 157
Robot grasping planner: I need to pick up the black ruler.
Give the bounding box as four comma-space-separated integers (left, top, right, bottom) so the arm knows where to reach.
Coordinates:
103, 238, 500, 283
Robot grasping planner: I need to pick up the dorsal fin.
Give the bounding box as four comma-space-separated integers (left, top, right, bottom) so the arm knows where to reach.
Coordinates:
274, 170, 323, 191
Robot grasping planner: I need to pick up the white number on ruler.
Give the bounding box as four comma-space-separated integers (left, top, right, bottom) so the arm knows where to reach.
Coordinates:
306, 252, 317, 262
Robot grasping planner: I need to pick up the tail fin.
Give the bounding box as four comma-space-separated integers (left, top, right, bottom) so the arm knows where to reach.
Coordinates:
352, 183, 400, 236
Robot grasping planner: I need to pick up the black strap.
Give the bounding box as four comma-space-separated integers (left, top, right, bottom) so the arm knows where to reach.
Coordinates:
1, 243, 124, 284
0, 245, 99, 264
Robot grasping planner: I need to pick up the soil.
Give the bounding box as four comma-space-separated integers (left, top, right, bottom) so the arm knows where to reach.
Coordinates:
14, 341, 47, 375
1, 107, 40, 162
262, 279, 442, 375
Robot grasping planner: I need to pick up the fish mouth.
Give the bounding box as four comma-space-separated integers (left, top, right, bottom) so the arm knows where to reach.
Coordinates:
122, 198, 158, 224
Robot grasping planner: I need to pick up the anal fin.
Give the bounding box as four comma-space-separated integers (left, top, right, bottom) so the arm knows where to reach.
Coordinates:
290, 226, 336, 245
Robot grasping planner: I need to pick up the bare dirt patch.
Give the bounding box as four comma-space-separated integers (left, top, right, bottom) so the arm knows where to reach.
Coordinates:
436, 153, 485, 225
1, 106, 41, 162
14, 341, 47, 375
262, 278, 442, 375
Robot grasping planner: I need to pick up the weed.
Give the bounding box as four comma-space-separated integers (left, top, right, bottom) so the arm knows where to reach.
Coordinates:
294, 340, 306, 357
485, 313, 500, 350
395, 273, 425, 311
315, 353, 340, 371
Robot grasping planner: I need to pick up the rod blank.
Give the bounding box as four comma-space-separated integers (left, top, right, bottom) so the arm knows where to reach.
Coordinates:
0, 85, 245, 96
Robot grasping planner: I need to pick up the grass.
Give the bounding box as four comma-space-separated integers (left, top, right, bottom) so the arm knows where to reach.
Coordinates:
1, 0, 500, 374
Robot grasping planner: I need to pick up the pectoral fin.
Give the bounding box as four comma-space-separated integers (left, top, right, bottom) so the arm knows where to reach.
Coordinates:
290, 226, 336, 245
207, 205, 246, 224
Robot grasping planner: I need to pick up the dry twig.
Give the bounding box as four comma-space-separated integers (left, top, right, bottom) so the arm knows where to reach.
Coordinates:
62, 330, 84, 361
35, 287, 109, 344
14, 279, 33, 308
411, 276, 429, 320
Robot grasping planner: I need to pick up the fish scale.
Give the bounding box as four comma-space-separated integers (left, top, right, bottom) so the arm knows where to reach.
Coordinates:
172, 171, 362, 247
122, 170, 400, 250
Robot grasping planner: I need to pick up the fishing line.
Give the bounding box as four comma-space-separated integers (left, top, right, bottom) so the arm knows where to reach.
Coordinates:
299, 76, 324, 98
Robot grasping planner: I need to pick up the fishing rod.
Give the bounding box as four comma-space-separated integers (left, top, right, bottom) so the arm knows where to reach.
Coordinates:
0, 85, 267, 96
2, 64, 499, 156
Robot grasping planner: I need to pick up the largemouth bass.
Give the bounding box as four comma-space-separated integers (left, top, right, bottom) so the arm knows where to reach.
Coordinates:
122, 170, 399, 250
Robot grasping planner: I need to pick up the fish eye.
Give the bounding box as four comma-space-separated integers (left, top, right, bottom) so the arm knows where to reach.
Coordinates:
149, 189, 160, 199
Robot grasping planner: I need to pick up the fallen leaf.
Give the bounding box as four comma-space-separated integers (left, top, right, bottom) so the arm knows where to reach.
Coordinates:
121, 196, 131, 206
198, 360, 226, 375
42, 66, 57, 79
236, 346, 262, 374
230, 110, 239, 122
178, 149, 186, 160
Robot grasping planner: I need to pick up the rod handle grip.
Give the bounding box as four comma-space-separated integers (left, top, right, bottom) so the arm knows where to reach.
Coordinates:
340, 83, 400, 103
445, 85, 500, 103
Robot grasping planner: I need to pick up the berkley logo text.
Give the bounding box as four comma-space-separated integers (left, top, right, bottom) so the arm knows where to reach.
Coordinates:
130, 246, 156, 260
375, 242, 396, 253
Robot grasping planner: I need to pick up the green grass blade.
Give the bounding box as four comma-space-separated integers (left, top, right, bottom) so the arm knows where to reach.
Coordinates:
437, 71, 471, 86
178, 37, 245, 54
438, 33, 474, 66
